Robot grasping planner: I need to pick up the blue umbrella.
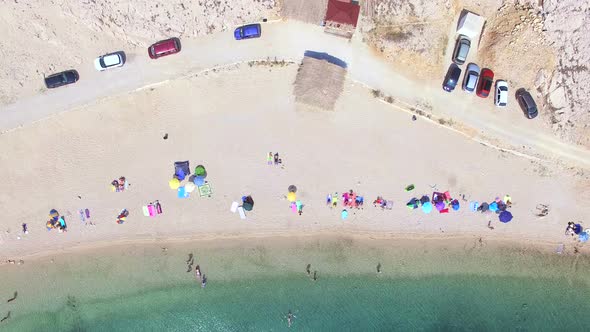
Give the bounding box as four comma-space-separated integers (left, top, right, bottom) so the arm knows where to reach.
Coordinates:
579, 232, 589, 243
193, 175, 206, 186
451, 199, 460, 211
422, 201, 433, 214
499, 211, 513, 223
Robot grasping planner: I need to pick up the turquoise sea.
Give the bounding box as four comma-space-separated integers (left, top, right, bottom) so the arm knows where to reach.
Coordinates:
1, 237, 589, 331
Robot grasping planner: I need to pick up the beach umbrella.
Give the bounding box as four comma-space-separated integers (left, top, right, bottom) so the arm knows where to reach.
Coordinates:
242, 196, 254, 211
469, 201, 479, 212
497, 201, 507, 212
287, 192, 296, 202
574, 224, 582, 234
185, 182, 196, 193
489, 202, 498, 212
579, 231, 589, 242
499, 211, 513, 223
435, 201, 445, 212
193, 175, 206, 187
194, 165, 207, 178
422, 201, 433, 214
168, 178, 180, 189
451, 199, 460, 211
288, 185, 297, 193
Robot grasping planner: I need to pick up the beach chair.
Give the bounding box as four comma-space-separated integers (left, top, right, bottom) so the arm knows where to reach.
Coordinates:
237, 206, 246, 219
230, 201, 239, 213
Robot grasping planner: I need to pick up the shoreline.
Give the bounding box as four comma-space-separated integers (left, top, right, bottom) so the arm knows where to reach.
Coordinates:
3, 229, 587, 264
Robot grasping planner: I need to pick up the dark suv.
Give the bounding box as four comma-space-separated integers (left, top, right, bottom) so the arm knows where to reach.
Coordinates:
45, 70, 79, 89
516, 89, 538, 119
442, 64, 462, 92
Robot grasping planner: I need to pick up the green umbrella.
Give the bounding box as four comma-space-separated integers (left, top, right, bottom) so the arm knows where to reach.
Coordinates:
194, 165, 207, 178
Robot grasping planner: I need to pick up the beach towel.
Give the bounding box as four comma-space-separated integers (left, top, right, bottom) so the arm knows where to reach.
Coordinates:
142, 206, 150, 217
178, 186, 189, 198
198, 183, 212, 197
439, 208, 449, 214
148, 204, 156, 216
238, 206, 246, 219
385, 200, 393, 210
155, 201, 162, 214
230, 201, 239, 213
291, 202, 297, 213
469, 201, 479, 212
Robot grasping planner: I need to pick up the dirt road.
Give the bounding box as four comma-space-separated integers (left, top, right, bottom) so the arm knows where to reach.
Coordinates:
1, 20, 589, 168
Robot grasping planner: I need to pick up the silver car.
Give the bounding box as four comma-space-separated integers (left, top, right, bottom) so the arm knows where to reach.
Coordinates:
452, 35, 471, 65
462, 63, 480, 93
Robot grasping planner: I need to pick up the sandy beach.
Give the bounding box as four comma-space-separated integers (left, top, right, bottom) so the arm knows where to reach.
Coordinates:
0, 62, 589, 262
1, 2, 590, 329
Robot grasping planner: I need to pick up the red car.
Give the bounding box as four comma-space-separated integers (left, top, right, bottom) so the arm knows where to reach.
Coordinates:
148, 38, 181, 59
476, 68, 494, 98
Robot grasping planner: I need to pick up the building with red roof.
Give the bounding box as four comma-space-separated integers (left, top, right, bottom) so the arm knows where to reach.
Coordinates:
324, 0, 361, 38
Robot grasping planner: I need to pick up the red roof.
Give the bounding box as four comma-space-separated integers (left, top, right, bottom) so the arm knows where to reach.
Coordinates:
325, 0, 360, 27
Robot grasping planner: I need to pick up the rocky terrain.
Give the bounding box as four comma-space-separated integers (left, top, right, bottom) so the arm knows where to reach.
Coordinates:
362, 0, 589, 148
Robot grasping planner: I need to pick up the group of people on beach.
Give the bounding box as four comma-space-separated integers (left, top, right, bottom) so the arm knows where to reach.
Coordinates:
186, 253, 206, 288
326, 190, 364, 209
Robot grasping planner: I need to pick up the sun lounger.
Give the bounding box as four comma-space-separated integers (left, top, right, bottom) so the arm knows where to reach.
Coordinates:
238, 206, 246, 219
230, 201, 238, 213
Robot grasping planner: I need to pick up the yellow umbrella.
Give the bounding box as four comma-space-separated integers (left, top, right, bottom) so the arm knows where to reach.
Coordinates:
287, 192, 296, 202
168, 178, 180, 189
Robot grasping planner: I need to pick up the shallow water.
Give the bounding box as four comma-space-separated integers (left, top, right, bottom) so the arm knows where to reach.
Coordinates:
1, 237, 588, 331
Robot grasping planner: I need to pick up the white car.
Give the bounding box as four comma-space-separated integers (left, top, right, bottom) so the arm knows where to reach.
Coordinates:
462, 63, 480, 93
94, 52, 125, 71
495, 80, 509, 107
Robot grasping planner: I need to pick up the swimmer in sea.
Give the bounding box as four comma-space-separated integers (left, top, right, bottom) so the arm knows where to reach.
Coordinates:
195, 265, 201, 278
286, 310, 295, 328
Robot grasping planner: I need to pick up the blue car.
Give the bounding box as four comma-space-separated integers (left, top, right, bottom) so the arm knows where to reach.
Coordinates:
234, 24, 261, 40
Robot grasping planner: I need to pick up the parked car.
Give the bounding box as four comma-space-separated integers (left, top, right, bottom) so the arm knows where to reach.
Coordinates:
148, 38, 181, 59
94, 52, 125, 71
462, 63, 480, 93
476, 68, 494, 98
44, 70, 79, 89
452, 35, 471, 65
516, 89, 538, 119
495, 80, 509, 107
234, 23, 262, 40
442, 64, 462, 92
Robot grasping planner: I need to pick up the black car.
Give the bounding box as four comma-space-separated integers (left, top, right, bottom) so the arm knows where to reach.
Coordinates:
516, 89, 538, 119
442, 64, 462, 92
44, 70, 79, 89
